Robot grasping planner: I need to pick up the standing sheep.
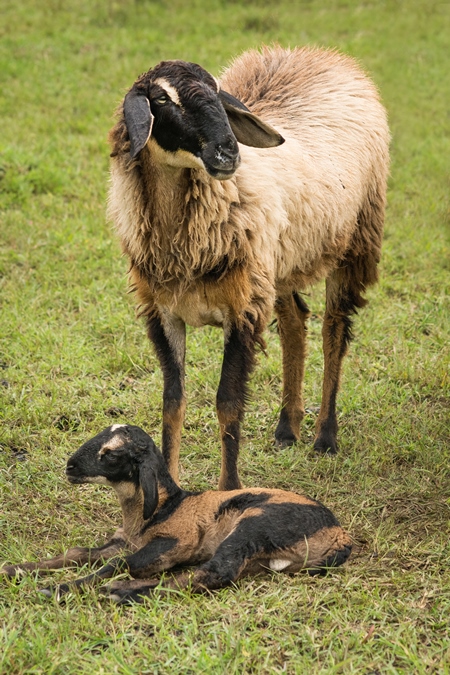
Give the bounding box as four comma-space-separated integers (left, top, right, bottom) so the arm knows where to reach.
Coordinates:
108, 46, 390, 490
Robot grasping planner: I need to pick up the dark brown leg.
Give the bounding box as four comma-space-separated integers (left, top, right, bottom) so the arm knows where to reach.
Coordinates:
315, 174, 386, 453
216, 317, 260, 490
274, 292, 310, 446
146, 310, 186, 484
1, 537, 126, 578
106, 526, 254, 603
314, 271, 366, 453
41, 535, 179, 599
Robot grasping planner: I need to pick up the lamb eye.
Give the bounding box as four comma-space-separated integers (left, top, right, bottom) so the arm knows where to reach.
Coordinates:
104, 453, 119, 464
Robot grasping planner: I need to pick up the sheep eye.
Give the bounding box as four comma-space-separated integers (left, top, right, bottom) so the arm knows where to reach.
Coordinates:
154, 94, 169, 105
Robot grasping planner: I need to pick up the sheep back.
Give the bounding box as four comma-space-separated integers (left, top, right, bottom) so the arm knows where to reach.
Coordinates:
107, 45, 389, 329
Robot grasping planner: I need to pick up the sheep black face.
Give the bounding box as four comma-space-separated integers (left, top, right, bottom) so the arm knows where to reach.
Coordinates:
66, 424, 160, 520
123, 60, 284, 178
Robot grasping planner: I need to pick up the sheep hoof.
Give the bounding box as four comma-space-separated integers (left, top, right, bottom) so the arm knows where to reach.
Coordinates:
275, 435, 298, 449
307, 567, 329, 577
39, 584, 71, 601
1, 566, 24, 579
275, 412, 300, 448
313, 437, 338, 455
275, 423, 299, 448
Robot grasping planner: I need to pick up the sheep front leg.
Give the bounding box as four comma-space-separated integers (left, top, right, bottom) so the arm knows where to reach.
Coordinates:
216, 317, 258, 490
315, 273, 362, 454
146, 310, 186, 484
274, 292, 310, 446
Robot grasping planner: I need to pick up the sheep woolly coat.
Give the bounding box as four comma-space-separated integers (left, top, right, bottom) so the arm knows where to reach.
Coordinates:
107, 45, 389, 333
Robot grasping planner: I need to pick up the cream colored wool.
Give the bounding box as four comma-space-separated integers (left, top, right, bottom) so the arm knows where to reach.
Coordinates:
108, 45, 389, 332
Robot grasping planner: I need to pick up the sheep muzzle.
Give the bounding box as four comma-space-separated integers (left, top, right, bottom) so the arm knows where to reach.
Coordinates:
201, 138, 241, 180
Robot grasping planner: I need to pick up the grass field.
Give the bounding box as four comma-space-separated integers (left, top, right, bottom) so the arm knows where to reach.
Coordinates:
1, 0, 449, 672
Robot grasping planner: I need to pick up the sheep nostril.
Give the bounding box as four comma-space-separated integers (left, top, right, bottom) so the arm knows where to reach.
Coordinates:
218, 143, 236, 158
215, 145, 239, 166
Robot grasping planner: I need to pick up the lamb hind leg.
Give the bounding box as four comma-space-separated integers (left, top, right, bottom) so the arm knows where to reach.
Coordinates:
104, 561, 238, 604
274, 292, 310, 447
107, 538, 251, 604
314, 270, 366, 454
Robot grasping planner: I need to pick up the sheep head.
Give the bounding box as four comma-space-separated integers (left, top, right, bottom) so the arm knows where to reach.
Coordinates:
122, 60, 284, 179
66, 425, 160, 521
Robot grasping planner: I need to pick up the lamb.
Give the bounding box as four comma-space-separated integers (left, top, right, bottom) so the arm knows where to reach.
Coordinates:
1, 424, 352, 604
107, 45, 390, 490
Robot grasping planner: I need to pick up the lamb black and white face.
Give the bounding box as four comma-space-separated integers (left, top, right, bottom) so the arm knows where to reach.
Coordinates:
123, 60, 285, 180
65, 424, 152, 487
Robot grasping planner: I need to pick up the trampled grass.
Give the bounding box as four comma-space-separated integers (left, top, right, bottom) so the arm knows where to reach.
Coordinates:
1, 0, 449, 672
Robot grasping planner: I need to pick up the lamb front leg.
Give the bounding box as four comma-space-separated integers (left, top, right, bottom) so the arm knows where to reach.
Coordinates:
1, 536, 126, 578
146, 309, 186, 484
40, 536, 179, 600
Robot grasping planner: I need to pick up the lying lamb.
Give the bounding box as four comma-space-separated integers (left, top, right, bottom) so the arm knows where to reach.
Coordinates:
1, 424, 352, 603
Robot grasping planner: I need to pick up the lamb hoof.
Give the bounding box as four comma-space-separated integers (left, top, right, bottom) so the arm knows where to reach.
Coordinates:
1, 566, 26, 579
107, 589, 145, 605
307, 567, 328, 577
41, 583, 71, 601
38, 587, 54, 598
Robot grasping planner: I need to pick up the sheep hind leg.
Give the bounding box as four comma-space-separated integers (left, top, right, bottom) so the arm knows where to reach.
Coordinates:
314, 270, 367, 454
104, 567, 208, 604
216, 316, 260, 490
274, 292, 310, 447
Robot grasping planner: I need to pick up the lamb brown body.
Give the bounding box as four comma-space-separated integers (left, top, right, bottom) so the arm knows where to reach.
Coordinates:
107, 46, 390, 489
1, 425, 352, 603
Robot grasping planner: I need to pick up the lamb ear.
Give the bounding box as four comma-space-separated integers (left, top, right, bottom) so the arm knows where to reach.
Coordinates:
139, 454, 159, 521
219, 90, 285, 149
123, 90, 154, 159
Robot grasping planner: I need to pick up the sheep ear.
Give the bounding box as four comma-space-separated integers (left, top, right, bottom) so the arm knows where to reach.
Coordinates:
219, 90, 285, 149
139, 455, 159, 521
123, 90, 154, 159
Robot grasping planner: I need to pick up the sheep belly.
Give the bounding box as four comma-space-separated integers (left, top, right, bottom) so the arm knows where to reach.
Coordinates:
159, 293, 227, 328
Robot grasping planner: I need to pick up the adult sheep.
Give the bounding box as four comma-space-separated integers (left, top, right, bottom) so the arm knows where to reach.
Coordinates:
108, 45, 390, 491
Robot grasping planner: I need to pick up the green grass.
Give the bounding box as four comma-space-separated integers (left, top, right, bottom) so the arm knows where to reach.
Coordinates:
1, 0, 449, 672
